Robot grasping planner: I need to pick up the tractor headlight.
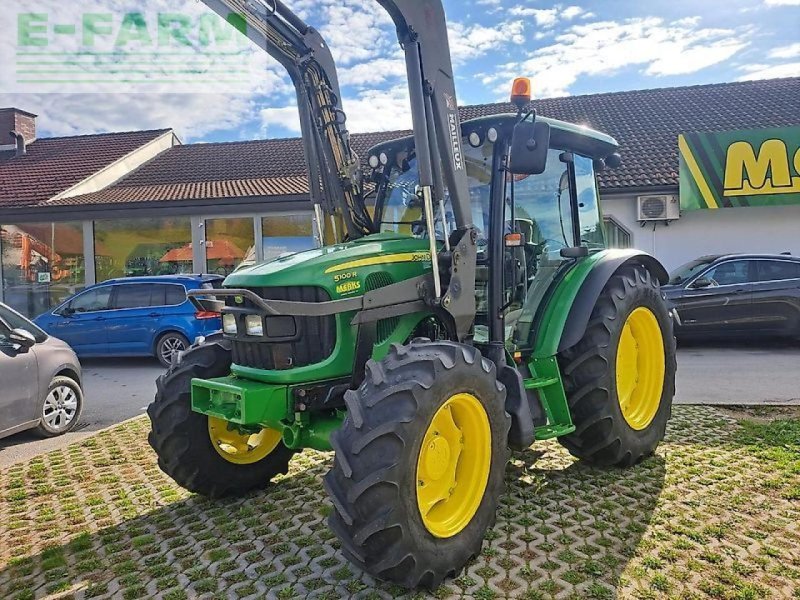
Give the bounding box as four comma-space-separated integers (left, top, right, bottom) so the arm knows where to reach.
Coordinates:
487, 127, 498, 143
244, 315, 264, 336
379, 152, 388, 165
222, 313, 237, 334
368, 154, 379, 168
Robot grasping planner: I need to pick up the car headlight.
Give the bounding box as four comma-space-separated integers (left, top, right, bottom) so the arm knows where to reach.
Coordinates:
222, 313, 237, 334
245, 315, 263, 336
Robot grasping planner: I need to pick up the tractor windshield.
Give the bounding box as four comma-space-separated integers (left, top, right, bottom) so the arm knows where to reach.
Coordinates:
377, 141, 494, 258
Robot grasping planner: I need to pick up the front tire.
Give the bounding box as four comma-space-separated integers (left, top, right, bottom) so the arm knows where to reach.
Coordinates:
558, 265, 676, 467
36, 376, 83, 437
324, 341, 510, 589
147, 337, 294, 498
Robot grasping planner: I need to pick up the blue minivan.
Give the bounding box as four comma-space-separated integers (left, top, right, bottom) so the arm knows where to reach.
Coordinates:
34, 275, 223, 367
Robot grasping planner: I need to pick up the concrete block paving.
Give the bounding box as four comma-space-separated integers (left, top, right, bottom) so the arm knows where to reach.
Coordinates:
0, 406, 798, 599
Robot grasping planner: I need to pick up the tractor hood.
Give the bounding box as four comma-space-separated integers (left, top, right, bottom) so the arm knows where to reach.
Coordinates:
223, 232, 433, 291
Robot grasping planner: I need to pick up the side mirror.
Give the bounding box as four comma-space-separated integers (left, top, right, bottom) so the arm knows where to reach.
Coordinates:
509, 120, 551, 175
690, 277, 712, 289
9, 328, 36, 350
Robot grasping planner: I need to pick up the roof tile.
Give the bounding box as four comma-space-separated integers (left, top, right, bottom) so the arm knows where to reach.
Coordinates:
0, 129, 171, 208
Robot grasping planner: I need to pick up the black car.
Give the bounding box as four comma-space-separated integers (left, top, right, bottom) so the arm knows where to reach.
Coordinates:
663, 254, 800, 340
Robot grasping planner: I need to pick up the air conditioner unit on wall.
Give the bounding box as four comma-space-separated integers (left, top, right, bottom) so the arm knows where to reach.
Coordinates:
637, 195, 680, 221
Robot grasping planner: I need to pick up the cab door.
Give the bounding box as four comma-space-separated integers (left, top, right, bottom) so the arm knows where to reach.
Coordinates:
677, 260, 755, 335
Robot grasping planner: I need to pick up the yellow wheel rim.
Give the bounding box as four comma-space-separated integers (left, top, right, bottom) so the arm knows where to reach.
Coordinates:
207, 417, 282, 465
416, 393, 491, 538
615, 307, 666, 430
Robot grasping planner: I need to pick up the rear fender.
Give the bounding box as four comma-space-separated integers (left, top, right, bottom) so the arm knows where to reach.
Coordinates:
530, 249, 668, 359
557, 250, 668, 353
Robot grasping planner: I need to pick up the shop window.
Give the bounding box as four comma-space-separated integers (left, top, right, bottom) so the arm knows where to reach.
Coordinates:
603, 216, 632, 249
0, 222, 86, 317
261, 214, 315, 262
205, 217, 255, 276
94, 217, 192, 282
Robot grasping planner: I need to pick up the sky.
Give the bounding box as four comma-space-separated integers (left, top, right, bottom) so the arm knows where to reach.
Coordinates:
0, 0, 798, 143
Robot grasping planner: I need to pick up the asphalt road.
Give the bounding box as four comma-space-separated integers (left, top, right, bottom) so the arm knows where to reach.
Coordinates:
1, 341, 798, 468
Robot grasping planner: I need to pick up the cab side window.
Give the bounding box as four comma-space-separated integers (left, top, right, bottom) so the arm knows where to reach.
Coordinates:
70, 287, 113, 313
573, 155, 604, 249
511, 149, 575, 250
702, 261, 753, 286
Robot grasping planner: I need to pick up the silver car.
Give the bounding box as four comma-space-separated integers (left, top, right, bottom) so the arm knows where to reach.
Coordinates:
0, 302, 83, 439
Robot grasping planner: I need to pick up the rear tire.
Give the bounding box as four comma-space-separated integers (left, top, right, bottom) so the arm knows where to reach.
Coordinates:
147, 337, 294, 498
325, 340, 510, 589
156, 332, 189, 368
558, 265, 676, 467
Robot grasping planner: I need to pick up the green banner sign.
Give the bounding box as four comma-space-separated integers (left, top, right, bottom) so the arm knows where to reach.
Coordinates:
679, 126, 800, 211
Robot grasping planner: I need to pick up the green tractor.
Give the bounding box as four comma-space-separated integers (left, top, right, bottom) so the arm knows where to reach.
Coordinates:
148, 0, 676, 589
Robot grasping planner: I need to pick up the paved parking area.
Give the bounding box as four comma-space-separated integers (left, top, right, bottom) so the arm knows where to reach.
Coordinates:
0, 359, 163, 468
0, 406, 797, 599
0, 342, 798, 469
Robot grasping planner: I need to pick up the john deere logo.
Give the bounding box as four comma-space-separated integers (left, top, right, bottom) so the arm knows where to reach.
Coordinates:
724, 139, 800, 197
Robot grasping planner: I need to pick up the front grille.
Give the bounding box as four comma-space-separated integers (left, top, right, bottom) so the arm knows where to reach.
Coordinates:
227, 286, 336, 370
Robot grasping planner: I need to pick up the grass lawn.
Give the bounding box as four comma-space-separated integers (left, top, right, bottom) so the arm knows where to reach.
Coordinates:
0, 405, 798, 599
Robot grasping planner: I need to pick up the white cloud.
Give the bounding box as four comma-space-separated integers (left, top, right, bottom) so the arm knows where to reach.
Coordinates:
509, 7, 559, 27
737, 62, 800, 79
763, 0, 800, 5
561, 6, 585, 20
339, 57, 406, 87
768, 43, 800, 59
259, 105, 302, 136
492, 17, 751, 97
260, 86, 413, 136
448, 20, 525, 63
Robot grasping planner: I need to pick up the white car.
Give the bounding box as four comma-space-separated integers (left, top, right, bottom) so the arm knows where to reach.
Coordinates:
0, 302, 84, 439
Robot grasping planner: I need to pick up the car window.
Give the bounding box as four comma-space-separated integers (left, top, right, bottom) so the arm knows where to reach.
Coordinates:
165, 284, 187, 305
703, 261, 753, 286
0, 304, 48, 342
112, 284, 154, 309
70, 287, 113, 313
757, 260, 800, 282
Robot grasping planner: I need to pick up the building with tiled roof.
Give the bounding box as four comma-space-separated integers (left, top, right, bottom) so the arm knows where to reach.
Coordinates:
1, 77, 799, 317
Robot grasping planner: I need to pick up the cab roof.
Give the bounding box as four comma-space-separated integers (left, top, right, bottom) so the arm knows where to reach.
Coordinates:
367, 113, 619, 161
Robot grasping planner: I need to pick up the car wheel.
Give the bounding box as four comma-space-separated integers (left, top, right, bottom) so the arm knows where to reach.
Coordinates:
156, 332, 190, 368
36, 376, 83, 438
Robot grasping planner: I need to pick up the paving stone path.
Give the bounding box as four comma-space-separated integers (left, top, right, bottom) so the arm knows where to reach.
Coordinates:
1, 406, 798, 599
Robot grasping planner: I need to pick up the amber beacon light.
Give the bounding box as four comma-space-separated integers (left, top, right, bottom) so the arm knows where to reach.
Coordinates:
510, 77, 532, 110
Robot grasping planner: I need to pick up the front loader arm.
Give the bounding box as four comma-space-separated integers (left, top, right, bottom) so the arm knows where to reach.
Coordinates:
377, 0, 478, 340
201, 0, 371, 241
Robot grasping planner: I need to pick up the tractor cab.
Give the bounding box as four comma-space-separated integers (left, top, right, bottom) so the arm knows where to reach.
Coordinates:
365, 113, 621, 349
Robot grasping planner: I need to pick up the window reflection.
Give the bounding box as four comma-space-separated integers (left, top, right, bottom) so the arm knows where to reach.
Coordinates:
261, 214, 314, 262
0, 222, 85, 317
205, 218, 254, 276
94, 217, 192, 281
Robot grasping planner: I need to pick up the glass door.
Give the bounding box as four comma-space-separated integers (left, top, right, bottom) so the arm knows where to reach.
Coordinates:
203, 217, 256, 276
